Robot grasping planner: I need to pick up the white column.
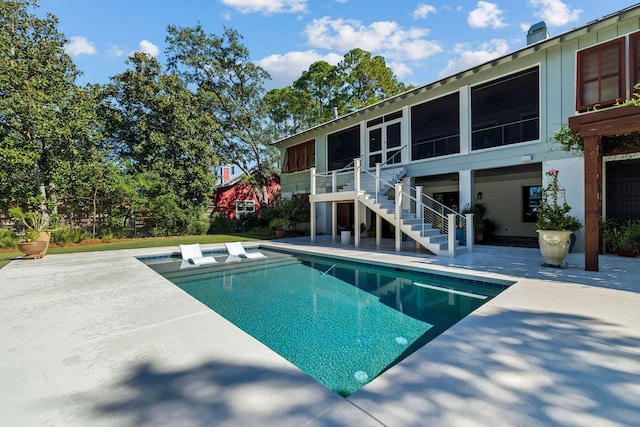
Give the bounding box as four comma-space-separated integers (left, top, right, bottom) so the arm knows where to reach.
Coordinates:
448, 213, 456, 256
354, 199, 360, 248
375, 162, 381, 201
354, 158, 361, 192
395, 183, 402, 252
332, 170, 337, 193
415, 185, 423, 220
401, 176, 412, 211
465, 213, 474, 252
459, 169, 473, 210
376, 213, 382, 247
310, 202, 316, 243
332, 202, 337, 242
459, 86, 470, 155
310, 167, 317, 195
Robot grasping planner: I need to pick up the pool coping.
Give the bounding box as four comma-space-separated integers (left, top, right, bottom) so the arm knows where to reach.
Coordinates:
1, 240, 639, 426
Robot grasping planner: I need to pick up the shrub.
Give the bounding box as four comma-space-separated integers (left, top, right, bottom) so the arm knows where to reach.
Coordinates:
51, 227, 89, 246
0, 228, 18, 249
207, 213, 239, 234
97, 225, 129, 240
602, 219, 640, 256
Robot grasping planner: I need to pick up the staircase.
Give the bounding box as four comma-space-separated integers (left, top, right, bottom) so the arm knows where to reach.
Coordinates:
340, 166, 470, 256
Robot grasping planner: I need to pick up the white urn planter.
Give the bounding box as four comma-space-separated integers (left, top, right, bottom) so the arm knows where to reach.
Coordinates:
537, 230, 572, 267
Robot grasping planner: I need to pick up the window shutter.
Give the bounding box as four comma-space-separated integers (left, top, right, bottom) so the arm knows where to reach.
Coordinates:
577, 37, 625, 111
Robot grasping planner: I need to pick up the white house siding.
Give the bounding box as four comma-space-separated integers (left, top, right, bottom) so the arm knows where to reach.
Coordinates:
276, 6, 640, 251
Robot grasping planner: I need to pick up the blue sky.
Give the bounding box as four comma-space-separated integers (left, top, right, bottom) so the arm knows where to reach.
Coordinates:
45, 0, 637, 89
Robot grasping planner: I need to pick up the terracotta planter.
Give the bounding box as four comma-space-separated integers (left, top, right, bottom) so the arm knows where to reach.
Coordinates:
537, 230, 572, 267
274, 229, 285, 238
35, 231, 51, 256
17, 241, 48, 259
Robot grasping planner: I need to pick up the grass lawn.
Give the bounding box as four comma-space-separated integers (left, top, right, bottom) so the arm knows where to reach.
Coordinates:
0, 233, 265, 269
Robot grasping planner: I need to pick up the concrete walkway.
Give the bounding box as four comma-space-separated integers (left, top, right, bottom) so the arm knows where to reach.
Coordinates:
1, 240, 639, 426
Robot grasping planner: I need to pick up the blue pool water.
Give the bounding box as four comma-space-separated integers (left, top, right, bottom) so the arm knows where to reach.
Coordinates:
143, 249, 510, 396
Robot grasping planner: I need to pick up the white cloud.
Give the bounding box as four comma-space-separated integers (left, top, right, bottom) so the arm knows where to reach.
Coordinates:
468, 1, 507, 29
413, 4, 436, 20
303, 17, 441, 62
65, 36, 96, 57
137, 40, 160, 57
257, 50, 342, 88
107, 44, 126, 58
528, 0, 581, 27
438, 39, 510, 78
221, 0, 307, 14
389, 61, 413, 79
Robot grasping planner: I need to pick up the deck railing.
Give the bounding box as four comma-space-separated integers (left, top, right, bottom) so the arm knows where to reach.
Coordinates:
310, 157, 474, 255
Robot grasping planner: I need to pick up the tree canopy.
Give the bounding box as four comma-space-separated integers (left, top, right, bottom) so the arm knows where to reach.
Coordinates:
1, 0, 410, 237
0, 0, 91, 210
264, 48, 411, 139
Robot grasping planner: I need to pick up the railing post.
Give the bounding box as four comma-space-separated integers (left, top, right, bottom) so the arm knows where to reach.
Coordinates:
332, 202, 338, 242
415, 186, 423, 219
310, 201, 316, 243
447, 213, 456, 256
332, 170, 337, 193
375, 162, 381, 202
395, 183, 402, 252
465, 213, 474, 252
354, 158, 361, 192
310, 167, 316, 195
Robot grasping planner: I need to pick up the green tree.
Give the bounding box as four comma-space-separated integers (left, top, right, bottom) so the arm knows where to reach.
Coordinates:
264, 86, 317, 140
338, 48, 409, 110
292, 60, 343, 123
166, 26, 278, 206
262, 49, 411, 137
0, 0, 92, 213
99, 53, 218, 235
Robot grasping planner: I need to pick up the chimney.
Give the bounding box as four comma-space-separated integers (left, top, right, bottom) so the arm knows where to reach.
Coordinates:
332, 107, 338, 119
527, 21, 549, 45
222, 166, 231, 184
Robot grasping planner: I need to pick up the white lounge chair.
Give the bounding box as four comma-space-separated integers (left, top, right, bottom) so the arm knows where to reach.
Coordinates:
179, 244, 217, 266
224, 242, 266, 259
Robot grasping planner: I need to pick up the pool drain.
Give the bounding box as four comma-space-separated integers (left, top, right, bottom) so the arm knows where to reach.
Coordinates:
395, 336, 408, 345
354, 371, 369, 382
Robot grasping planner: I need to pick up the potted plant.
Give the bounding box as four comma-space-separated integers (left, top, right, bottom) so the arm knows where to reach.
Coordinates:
367, 224, 376, 238
461, 202, 490, 243
535, 169, 582, 267
601, 219, 640, 257
9, 208, 54, 259
269, 217, 287, 238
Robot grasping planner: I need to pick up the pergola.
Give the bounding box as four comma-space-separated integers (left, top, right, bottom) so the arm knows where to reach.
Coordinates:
568, 105, 640, 271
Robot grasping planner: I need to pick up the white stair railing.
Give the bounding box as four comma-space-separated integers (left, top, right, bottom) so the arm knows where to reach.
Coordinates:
312, 156, 473, 255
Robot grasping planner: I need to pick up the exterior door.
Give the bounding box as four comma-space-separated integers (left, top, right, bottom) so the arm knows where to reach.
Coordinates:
606, 158, 640, 220
367, 113, 403, 169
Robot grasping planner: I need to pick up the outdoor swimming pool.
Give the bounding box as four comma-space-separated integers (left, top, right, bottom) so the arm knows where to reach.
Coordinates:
142, 248, 511, 396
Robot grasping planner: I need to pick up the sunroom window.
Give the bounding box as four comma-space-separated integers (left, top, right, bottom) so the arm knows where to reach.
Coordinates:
411, 93, 460, 160
471, 67, 540, 150
576, 37, 625, 111
327, 125, 360, 170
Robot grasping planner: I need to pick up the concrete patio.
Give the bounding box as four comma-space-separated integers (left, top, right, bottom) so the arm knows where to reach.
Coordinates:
1, 238, 639, 426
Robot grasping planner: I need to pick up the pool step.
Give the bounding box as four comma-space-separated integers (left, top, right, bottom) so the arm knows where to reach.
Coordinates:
161, 254, 301, 281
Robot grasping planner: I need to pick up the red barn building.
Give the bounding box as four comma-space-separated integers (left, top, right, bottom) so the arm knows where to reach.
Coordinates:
212, 171, 280, 219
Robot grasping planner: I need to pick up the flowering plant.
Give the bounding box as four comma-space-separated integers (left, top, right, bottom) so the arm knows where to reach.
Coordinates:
534, 169, 581, 231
